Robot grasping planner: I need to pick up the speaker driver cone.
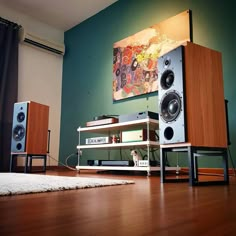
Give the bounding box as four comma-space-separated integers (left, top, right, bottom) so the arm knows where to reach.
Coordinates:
13, 125, 25, 141
160, 91, 181, 122
17, 112, 25, 122
160, 69, 174, 89
163, 57, 171, 68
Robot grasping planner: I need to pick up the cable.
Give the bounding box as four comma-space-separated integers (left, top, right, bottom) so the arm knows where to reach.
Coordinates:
176, 153, 180, 175
154, 131, 159, 141
228, 146, 236, 176
224, 99, 235, 176
47, 153, 77, 171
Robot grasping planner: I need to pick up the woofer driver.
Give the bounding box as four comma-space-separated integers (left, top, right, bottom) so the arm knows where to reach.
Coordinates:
13, 125, 25, 141
160, 91, 182, 122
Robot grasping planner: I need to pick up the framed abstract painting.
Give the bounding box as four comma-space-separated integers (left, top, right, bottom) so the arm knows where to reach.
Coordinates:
113, 10, 191, 101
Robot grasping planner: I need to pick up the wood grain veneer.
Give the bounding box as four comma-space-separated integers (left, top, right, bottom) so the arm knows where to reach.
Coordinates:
184, 42, 227, 147
25, 101, 49, 154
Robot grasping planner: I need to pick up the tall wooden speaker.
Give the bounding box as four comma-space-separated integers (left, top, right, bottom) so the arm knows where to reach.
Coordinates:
11, 101, 49, 154
158, 42, 227, 148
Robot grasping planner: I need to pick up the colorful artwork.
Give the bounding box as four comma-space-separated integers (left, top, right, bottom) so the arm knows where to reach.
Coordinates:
113, 10, 191, 101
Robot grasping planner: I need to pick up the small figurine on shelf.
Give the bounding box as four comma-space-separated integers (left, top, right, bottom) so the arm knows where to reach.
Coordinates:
112, 134, 120, 143
116, 135, 120, 143
130, 150, 142, 166
112, 135, 117, 143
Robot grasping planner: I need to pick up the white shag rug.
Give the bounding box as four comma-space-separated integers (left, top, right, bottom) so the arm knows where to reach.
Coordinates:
0, 173, 134, 196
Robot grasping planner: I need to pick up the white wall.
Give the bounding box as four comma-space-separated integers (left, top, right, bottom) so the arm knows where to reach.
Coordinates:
18, 44, 63, 166
0, 4, 64, 166
0, 4, 64, 43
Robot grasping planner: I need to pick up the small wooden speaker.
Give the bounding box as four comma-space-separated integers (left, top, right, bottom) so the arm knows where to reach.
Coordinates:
158, 42, 227, 148
11, 101, 49, 154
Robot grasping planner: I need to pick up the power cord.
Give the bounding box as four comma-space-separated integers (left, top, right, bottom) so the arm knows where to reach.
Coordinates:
228, 146, 236, 176
47, 153, 78, 171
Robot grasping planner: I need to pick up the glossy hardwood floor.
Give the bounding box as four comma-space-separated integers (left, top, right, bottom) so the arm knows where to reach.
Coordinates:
0, 168, 236, 236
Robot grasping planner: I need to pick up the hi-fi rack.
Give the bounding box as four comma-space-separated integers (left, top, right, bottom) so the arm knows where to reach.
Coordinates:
76, 118, 179, 176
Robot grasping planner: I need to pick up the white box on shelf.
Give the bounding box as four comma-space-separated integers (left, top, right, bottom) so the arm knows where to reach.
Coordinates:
85, 136, 110, 144
138, 160, 149, 167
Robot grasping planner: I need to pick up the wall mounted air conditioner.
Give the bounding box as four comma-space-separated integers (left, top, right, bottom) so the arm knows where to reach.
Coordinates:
19, 27, 65, 56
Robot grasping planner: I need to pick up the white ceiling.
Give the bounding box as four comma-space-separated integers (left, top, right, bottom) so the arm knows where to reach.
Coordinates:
0, 0, 117, 31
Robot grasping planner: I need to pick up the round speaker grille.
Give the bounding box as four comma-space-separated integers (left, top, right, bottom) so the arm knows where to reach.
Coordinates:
17, 112, 25, 122
13, 125, 25, 141
164, 127, 174, 140
16, 143, 22, 150
160, 91, 182, 122
160, 69, 174, 90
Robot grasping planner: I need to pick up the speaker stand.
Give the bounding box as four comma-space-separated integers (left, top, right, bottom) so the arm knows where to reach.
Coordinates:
10, 153, 47, 173
160, 143, 229, 186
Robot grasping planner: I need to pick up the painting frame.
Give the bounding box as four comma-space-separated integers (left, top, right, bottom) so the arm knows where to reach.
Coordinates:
113, 10, 192, 101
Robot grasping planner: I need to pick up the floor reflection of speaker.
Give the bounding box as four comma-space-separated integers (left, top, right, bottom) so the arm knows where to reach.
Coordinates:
11, 101, 49, 154
158, 42, 227, 148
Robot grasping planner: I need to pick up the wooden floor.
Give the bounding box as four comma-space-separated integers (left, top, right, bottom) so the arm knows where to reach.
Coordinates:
0, 169, 236, 236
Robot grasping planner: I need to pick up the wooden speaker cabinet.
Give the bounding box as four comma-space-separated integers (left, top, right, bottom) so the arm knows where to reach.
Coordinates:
11, 101, 49, 154
158, 42, 227, 148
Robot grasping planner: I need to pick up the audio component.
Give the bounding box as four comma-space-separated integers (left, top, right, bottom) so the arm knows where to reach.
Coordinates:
93, 115, 118, 120
87, 160, 133, 166
85, 136, 111, 144
87, 160, 100, 166
158, 42, 227, 147
119, 111, 158, 123
121, 129, 156, 143
11, 101, 49, 154
87, 160, 158, 167
86, 117, 118, 127
100, 160, 133, 166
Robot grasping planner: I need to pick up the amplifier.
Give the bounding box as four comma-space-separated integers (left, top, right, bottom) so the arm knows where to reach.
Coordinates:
100, 160, 133, 166
119, 111, 159, 123
87, 160, 133, 166
85, 136, 111, 144
86, 118, 118, 127
121, 129, 156, 143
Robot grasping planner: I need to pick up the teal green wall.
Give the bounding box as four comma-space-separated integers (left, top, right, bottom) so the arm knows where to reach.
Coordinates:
60, 0, 235, 168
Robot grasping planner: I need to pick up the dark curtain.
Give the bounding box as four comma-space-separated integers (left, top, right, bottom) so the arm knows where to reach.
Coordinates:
0, 19, 19, 171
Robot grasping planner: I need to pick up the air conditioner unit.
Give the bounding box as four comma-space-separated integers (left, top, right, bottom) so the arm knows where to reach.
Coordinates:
19, 27, 65, 56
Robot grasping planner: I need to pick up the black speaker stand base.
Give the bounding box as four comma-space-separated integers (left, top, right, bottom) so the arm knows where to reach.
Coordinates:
10, 152, 47, 173
160, 143, 229, 186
